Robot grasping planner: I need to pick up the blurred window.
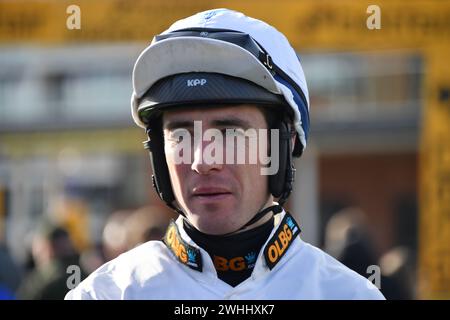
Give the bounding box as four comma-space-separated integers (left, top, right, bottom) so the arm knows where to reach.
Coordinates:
62, 73, 131, 120
0, 46, 136, 128
302, 52, 422, 123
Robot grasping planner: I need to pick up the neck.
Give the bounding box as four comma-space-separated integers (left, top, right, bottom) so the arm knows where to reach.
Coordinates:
183, 215, 276, 287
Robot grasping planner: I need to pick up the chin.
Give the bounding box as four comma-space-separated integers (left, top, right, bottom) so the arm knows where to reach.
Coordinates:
190, 200, 235, 218
196, 223, 235, 235
190, 212, 238, 235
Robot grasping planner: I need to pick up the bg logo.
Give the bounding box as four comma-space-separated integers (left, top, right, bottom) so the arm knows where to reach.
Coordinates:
214, 256, 246, 271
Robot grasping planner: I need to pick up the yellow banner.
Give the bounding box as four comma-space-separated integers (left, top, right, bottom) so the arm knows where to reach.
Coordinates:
419, 46, 450, 299
0, 0, 449, 49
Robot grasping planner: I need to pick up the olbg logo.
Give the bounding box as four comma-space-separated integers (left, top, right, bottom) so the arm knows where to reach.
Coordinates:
163, 222, 202, 271
266, 223, 293, 264
166, 225, 188, 264
264, 213, 300, 270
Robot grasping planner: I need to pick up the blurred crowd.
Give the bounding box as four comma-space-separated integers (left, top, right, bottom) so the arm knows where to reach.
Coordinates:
0, 205, 415, 300
0, 204, 176, 300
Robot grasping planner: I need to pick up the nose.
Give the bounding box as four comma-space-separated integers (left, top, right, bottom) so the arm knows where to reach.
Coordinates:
191, 137, 223, 175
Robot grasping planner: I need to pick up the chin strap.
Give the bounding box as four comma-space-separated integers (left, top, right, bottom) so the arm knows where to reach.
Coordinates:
237, 204, 283, 231
169, 200, 285, 230
182, 203, 284, 237
166, 201, 185, 217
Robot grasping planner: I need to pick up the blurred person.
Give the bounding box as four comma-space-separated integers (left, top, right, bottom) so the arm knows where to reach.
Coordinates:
79, 208, 149, 275
66, 9, 384, 299
0, 218, 22, 299
79, 206, 175, 274
324, 207, 411, 299
379, 246, 415, 299
125, 205, 177, 249
77, 242, 106, 276
101, 209, 132, 261
324, 207, 379, 276
17, 224, 85, 300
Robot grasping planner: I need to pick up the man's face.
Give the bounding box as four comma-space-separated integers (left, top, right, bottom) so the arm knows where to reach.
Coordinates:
162, 104, 272, 235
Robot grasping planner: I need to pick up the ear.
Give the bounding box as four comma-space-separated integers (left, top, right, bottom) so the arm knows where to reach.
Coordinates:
289, 123, 296, 154
291, 134, 296, 154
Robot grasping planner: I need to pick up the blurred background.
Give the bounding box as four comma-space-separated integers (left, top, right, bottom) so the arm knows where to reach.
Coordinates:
0, 0, 449, 300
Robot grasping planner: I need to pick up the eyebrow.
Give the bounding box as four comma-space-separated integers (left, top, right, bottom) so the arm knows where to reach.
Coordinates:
164, 117, 253, 130
214, 118, 252, 129
164, 120, 193, 131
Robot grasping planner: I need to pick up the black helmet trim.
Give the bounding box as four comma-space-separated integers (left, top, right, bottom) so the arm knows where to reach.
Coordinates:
137, 72, 288, 125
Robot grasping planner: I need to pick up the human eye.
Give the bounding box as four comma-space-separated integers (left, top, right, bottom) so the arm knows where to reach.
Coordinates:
222, 127, 245, 136
166, 128, 190, 144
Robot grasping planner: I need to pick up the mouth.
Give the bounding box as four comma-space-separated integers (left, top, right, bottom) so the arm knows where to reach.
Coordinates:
191, 187, 233, 202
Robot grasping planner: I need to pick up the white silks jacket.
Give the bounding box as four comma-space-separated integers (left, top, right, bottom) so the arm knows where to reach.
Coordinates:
65, 209, 385, 300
